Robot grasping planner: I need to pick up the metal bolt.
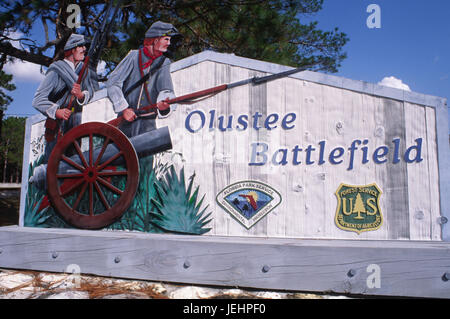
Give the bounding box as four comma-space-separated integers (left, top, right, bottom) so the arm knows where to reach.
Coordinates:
183, 261, 191, 269
52, 252, 58, 259
374, 126, 385, 137
347, 269, 356, 278
438, 217, 448, 225
262, 265, 271, 273
114, 256, 121, 264
414, 210, 424, 220
442, 273, 450, 282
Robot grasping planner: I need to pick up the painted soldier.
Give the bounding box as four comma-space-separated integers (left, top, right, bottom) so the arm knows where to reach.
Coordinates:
32, 33, 97, 161
106, 21, 180, 138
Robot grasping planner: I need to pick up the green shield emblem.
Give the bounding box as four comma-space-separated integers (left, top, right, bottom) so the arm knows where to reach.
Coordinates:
335, 183, 383, 234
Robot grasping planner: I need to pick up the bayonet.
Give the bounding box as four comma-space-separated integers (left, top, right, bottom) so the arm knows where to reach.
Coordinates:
88, 0, 122, 72
108, 61, 320, 127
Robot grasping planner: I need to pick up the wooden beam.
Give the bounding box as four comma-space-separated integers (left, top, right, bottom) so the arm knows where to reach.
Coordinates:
0, 226, 449, 298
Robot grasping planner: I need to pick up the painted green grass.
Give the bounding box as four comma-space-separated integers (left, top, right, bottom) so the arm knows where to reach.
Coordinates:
25, 154, 212, 235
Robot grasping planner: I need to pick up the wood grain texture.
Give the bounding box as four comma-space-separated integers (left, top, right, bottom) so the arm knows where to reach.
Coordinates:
160, 61, 443, 241
0, 226, 449, 298
424, 106, 441, 240
21, 59, 444, 241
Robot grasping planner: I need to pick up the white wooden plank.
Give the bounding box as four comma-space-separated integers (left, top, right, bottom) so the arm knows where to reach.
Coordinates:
425, 106, 442, 240
264, 77, 287, 238
81, 97, 116, 123
371, 95, 390, 240
380, 99, 410, 240
404, 102, 431, 240
282, 77, 306, 238
299, 81, 326, 239
245, 69, 270, 237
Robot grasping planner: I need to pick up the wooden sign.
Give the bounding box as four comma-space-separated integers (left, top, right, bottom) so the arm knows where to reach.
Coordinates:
1, 51, 449, 298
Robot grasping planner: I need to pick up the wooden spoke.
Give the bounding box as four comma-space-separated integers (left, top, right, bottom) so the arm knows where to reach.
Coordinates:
46, 122, 139, 229
60, 178, 85, 197
89, 182, 94, 216
56, 173, 84, 179
97, 151, 123, 171
97, 176, 123, 195
98, 170, 128, 177
72, 181, 88, 212
94, 181, 111, 210
94, 137, 110, 167
72, 139, 88, 168
89, 133, 93, 166
61, 155, 85, 172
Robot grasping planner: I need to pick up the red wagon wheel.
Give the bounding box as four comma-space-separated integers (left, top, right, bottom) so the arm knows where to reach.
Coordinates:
46, 122, 139, 229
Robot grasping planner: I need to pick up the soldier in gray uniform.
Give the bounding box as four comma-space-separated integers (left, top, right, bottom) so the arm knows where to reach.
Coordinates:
32, 34, 97, 161
106, 21, 180, 138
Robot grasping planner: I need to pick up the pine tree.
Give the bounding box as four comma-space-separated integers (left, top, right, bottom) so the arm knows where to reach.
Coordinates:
0, 0, 348, 74
0, 116, 25, 183
0, 69, 16, 142
353, 193, 366, 220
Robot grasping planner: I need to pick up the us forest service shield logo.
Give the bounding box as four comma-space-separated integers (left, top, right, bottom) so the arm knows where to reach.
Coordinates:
216, 181, 282, 229
335, 183, 383, 234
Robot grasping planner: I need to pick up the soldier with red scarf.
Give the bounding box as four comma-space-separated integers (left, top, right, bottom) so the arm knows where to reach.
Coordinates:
106, 21, 180, 137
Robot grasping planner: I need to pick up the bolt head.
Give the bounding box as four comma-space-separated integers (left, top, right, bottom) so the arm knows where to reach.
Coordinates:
183, 261, 191, 269
438, 217, 448, 225
262, 265, 270, 273
114, 256, 121, 263
52, 252, 58, 259
442, 273, 450, 282
347, 269, 356, 277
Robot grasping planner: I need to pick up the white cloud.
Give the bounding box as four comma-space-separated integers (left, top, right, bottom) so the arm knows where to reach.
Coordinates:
5, 30, 24, 50
3, 30, 107, 83
378, 76, 411, 91
3, 29, 45, 82
3, 59, 45, 83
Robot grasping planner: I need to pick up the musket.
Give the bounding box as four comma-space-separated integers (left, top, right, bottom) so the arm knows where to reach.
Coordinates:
108, 62, 318, 127
66, 0, 122, 111
87, 0, 122, 73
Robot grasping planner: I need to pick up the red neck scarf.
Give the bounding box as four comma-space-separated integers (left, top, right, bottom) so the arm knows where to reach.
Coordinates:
142, 46, 162, 69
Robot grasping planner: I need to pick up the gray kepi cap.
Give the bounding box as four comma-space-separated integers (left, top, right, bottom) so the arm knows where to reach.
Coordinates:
64, 34, 89, 51
145, 21, 180, 38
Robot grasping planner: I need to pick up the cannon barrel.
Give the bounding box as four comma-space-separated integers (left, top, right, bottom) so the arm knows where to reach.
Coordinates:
29, 126, 172, 190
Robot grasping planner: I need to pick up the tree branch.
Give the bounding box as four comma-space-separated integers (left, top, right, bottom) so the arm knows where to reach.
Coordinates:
0, 41, 52, 67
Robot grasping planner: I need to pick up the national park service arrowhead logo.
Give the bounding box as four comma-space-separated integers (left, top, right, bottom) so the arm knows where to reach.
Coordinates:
335, 183, 383, 234
216, 181, 282, 229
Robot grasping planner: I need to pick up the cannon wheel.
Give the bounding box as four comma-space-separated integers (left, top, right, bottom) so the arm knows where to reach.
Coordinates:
47, 122, 139, 229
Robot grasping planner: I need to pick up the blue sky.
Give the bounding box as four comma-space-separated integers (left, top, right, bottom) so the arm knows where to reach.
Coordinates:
304, 0, 449, 98
3, 0, 450, 130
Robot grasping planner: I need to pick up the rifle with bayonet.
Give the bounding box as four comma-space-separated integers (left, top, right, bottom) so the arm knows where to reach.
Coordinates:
108, 62, 320, 127
87, 0, 122, 81
45, 0, 122, 142
66, 0, 122, 111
